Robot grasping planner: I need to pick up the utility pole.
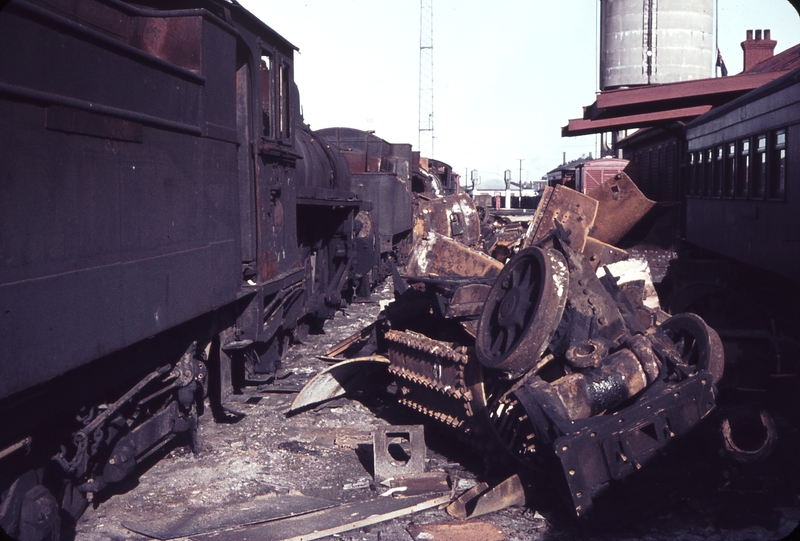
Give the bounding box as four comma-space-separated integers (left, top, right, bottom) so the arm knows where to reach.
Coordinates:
518, 159, 524, 201
418, 0, 434, 159
504, 170, 512, 209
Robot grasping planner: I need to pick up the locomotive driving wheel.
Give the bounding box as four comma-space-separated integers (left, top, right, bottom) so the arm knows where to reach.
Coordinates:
476, 246, 569, 376
660, 312, 725, 385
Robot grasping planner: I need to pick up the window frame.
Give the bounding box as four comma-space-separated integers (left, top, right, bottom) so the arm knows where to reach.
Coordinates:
752, 134, 767, 199
735, 138, 750, 199
768, 128, 786, 201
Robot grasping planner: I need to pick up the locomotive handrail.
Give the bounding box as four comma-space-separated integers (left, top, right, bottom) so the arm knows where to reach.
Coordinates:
0, 82, 203, 137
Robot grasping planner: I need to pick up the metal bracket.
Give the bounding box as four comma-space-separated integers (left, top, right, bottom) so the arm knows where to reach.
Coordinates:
372, 425, 426, 483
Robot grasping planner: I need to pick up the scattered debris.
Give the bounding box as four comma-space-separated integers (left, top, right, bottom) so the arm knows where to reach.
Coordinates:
322, 322, 378, 359
406, 232, 503, 278
407, 520, 509, 541
122, 494, 337, 540
312, 176, 730, 522
190, 494, 452, 541
387, 472, 451, 497
446, 475, 525, 520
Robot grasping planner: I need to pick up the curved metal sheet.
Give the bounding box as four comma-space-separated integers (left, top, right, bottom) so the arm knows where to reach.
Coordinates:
289, 356, 390, 414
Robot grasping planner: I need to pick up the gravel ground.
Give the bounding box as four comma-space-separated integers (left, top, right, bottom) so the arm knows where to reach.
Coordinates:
75, 282, 800, 541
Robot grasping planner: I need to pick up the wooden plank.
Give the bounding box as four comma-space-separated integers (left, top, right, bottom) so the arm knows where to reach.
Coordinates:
192, 494, 451, 541
122, 494, 337, 540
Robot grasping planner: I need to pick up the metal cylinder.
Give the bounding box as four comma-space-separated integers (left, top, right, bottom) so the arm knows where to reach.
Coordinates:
551, 348, 649, 420
600, 0, 714, 90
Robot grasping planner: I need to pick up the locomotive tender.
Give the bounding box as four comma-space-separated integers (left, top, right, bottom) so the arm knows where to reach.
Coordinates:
0, 1, 421, 538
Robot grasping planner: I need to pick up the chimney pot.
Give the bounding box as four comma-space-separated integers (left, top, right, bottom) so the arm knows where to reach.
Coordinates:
742, 29, 777, 72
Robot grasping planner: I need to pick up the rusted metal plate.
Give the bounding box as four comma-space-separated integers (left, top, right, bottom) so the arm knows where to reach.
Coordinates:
373, 424, 427, 483
586, 172, 656, 245
414, 193, 481, 247
445, 283, 491, 318
405, 232, 503, 278
446, 475, 525, 519
582, 237, 628, 271
322, 322, 377, 358
122, 494, 337, 540
387, 472, 451, 496
550, 373, 718, 518
522, 185, 598, 252
288, 356, 390, 413
407, 521, 508, 541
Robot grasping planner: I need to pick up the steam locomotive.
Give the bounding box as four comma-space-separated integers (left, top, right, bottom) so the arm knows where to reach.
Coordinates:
0, 1, 458, 538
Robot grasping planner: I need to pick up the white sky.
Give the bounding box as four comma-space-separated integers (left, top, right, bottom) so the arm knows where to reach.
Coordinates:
238, 1, 800, 189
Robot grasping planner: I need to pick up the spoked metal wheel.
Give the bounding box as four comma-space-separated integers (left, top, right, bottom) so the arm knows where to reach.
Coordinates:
476, 246, 569, 376
660, 312, 725, 385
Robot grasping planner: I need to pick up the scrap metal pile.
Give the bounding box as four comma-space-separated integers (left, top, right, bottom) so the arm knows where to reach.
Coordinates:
298, 174, 725, 520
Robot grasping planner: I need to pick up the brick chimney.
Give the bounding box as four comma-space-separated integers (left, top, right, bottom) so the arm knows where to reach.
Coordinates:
741, 29, 777, 72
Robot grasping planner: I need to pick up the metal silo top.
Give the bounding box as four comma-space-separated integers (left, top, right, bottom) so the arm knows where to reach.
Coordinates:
600, 0, 714, 90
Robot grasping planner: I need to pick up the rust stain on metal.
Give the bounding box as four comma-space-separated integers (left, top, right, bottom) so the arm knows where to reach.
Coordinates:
582, 237, 628, 271
407, 521, 509, 541
445, 283, 491, 318
586, 172, 656, 245
415, 193, 482, 247
446, 475, 525, 520
522, 185, 598, 252
136, 17, 203, 73
405, 232, 503, 278
387, 472, 451, 496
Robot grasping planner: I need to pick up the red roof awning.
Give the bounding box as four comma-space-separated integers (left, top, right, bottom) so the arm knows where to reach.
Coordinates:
593, 72, 785, 111
561, 50, 797, 137
563, 105, 712, 137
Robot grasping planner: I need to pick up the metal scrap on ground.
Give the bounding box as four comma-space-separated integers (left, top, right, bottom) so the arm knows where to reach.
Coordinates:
290, 175, 729, 522
191, 494, 452, 541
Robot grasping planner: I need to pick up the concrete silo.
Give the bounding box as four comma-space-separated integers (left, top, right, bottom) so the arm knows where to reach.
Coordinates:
600, 0, 714, 90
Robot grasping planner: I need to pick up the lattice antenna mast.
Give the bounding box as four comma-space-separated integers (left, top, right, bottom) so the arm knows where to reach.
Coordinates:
418, 0, 434, 159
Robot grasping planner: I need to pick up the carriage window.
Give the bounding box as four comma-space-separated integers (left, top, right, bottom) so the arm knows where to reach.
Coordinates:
260, 54, 272, 138
713, 146, 723, 197
769, 129, 786, 200
279, 63, 291, 140
688, 152, 697, 196
703, 149, 713, 197
696, 151, 704, 197
753, 134, 767, 198
724, 142, 735, 198
736, 139, 749, 198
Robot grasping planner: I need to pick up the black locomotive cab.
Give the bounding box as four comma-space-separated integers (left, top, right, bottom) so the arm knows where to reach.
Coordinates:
0, 1, 362, 538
